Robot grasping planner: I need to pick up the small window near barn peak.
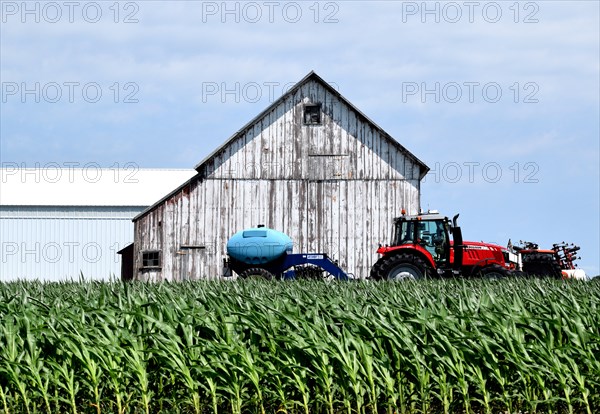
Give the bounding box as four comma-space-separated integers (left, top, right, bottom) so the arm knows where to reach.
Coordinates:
142, 251, 161, 268
303, 103, 322, 125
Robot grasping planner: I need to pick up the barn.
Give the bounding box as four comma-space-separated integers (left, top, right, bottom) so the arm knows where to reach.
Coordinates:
132, 71, 429, 281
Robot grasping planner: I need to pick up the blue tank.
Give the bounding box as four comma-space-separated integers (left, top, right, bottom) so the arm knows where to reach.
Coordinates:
227, 227, 293, 265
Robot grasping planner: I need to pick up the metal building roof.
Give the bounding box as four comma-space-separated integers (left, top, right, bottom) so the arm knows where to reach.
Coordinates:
0, 168, 196, 207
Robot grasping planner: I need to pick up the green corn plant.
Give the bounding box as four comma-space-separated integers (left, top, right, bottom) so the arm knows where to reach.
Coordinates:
282, 357, 311, 414
207, 344, 248, 414
380, 320, 410, 414
201, 373, 220, 414
0, 385, 8, 414
305, 347, 336, 414
373, 356, 398, 414
23, 356, 51, 414
154, 334, 202, 414
467, 364, 491, 414
232, 343, 266, 414
62, 334, 103, 414
434, 365, 452, 414
330, 332, 364, 414
90, 312, 134, 414
0, 321, 31, 414
93, 342, 128, 414
46, 360, 79, 414
122, 336, 152, 414
261, 364, 290, 413
353, 337, 379, 414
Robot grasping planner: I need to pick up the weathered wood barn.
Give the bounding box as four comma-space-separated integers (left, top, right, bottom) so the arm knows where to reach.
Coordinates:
131, 71, 429, 280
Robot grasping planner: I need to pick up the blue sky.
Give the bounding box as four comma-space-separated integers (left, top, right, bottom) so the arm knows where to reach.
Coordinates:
1, 1, 599, 276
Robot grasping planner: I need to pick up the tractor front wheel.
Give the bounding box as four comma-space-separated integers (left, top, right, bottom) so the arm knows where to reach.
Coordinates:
370, 253, 431, 281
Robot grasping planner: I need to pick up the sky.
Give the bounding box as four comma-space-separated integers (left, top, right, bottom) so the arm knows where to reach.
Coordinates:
1, 0, 599, 276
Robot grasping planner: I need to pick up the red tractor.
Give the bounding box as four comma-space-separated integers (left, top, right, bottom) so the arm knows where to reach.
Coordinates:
370, 210, 518, 280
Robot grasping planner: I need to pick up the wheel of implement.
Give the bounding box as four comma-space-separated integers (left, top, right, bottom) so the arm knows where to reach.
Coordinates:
239, 268, 275, 280
522, 253, 562, 278
294, 265, 325, 279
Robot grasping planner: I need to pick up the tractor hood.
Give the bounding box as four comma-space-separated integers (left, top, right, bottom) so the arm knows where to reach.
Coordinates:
453, 240, 508, 252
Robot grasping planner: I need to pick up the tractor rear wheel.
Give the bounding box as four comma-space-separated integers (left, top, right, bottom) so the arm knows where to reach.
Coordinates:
239, 267, 275, 280
370, 253, 431, 281
522, 253, 562, 278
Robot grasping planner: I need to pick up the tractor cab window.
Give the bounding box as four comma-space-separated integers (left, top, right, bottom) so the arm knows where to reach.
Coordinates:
393, 220, 417, 246
417, 220, 449, 263
393, 218, 450, 263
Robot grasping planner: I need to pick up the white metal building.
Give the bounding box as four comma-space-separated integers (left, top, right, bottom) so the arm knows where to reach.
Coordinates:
0, 168, 195, 282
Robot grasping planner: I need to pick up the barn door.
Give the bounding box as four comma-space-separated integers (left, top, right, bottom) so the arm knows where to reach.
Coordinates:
306, 181, 321, 254
178, 246, 206, 280
306, 181, 345, 269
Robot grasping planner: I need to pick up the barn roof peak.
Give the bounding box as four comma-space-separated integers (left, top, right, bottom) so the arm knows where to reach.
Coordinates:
132, 71, 429, 222
193, 70, 429, 176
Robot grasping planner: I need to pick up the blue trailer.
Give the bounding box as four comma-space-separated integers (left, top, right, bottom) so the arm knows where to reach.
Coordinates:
223, 226, 351, 280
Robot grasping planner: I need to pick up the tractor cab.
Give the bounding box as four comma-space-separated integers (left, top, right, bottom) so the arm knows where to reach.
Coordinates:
388, 210, 464, 270
391, 211, 453, 265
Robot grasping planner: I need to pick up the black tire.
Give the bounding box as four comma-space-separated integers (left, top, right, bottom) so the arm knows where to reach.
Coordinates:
294, 265, 324, 280
370, 253, 431, 281
511, 270, 527, 278
477, 265, 509, 280
522, 252, 562, 278
239, 267, 275, 280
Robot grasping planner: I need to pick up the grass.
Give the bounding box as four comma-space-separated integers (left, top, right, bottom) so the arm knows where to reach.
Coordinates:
0, 278, 598, 413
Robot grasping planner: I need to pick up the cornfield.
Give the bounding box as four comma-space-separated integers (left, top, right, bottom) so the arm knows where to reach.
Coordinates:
0, 278, 598, 414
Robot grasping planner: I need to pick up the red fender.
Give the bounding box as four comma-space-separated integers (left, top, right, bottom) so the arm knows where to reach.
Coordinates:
376, 244, 437, 270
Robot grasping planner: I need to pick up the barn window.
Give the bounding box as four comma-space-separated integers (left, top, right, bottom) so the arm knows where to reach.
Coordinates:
142, 251, 161, 268
303, 104, 322, 125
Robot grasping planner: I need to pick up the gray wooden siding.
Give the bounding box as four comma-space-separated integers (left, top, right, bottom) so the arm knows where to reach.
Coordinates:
135, 179, 420, 281
134, 79, 424, 281
200, 82, 420, 181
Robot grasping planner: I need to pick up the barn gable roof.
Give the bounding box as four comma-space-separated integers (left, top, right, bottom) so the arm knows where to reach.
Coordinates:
193, 70, 429, 177
133, 71, 429, 221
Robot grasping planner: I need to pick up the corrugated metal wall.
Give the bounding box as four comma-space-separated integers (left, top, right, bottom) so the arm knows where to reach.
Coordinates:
134, 79, 424, 281
1, 206, 143, 281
